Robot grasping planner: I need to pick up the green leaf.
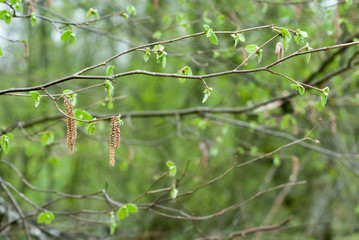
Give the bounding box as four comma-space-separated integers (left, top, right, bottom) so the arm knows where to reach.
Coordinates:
166, 161, 175, 168
273, 153, 281, 167
203, 24, 210, 31
280, 28, 292, 50
202, 88, 212, 103
62, 89, 77, 106
321, 87, 329, 107
87, 123, 96, 135
290, 84, 305, 96
61, 30, 75, 44
169, 166, 177, 177
156, 51, 167, 69
69, 32, 75, 44
117, 206, 129, 220
152, 31, 162, 39
41, 131, 54, 146
298, 85, 305, 96
0, 46, 2, 56
60, 31, 71, 41
203, 25, 218, 45
294, 30, 308, 44
4, 12, 11, 24
30, 91, 41, 107
245, 44, 258, 54
14, 1, 23, 12
126, 203, 138, 213
209, 31, 218, 45
31, 13, 37, 26
121, 13, 129, 19
107, 100, 114, 109
177, 66, 192, 83
143, 48, 150, 62
231, 33, 245, 46
1, 134, 10, 154
109, 212, 116, 235
126, 4, 137, 15
37, 212, 54, 225
86, 8, 99, 19
106, 65, 115, 76
171, 186, 178, 199
105, 80, 114, 99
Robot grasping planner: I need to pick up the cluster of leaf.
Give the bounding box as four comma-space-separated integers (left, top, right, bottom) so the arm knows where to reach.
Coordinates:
143, 45, 167, 68
61, 26, 76, 45
37, 211, 55, 225
177, 66, 193, 83
203, 24, 218, 45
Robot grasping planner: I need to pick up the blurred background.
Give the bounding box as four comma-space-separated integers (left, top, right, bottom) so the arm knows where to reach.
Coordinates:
1, 0, 359, 239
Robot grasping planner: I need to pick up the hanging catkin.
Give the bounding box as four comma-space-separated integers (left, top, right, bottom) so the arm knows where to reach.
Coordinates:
275, 42, 284, 65
64, 98, 76, 153
109, 116, 120, 167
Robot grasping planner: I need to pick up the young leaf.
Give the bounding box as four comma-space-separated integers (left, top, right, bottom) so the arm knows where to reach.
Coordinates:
294, 30, 308, 44
86, 8, 99, 19
126, 203, 138, 213
245, 44, 258, 54
30, 91, 41, 107
109, 212, 116, 235
231, 33, 245, 47
105, 80, 114, 98
203, 24, 210, 31
171, 186, 178, 199
280, 28, 292, 50
273, 153, 281, 167
203, 25, 218, 45
41, 131, 55, 146
31, 13, 37, 26
290, 84, 305, 96
1, 134, 10, 154
202, 88, 212, 103
87, 123, 96, 135
143, 48, 150, 62
126, 4, 137, 15
298, 85, 305, 96
321, 87, 329, 107
177, 66, 192, 83
0, 10, 12, 24
166, 161, 175, 168
61, 30, 75, 44
14, 1, 23, 12
169, 166, 177, 176
106, 65, 115, 76
0, 46, 2, 56
117, 206, 129, 220
37, 211, 55, 225
166, 161, 177, 176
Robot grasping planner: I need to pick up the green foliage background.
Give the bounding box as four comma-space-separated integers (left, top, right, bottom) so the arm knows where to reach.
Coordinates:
1, 0, 359, 239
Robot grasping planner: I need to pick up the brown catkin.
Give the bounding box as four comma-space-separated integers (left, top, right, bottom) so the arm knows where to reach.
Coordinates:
275, 42, 284, 65
109, 116, 120, 167
64, 98, 76, 153
28, 0, 35, 14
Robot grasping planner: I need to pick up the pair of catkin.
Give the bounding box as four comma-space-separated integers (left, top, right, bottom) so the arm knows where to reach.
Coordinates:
109, 116, 120, 167
64, 98, 77, 153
